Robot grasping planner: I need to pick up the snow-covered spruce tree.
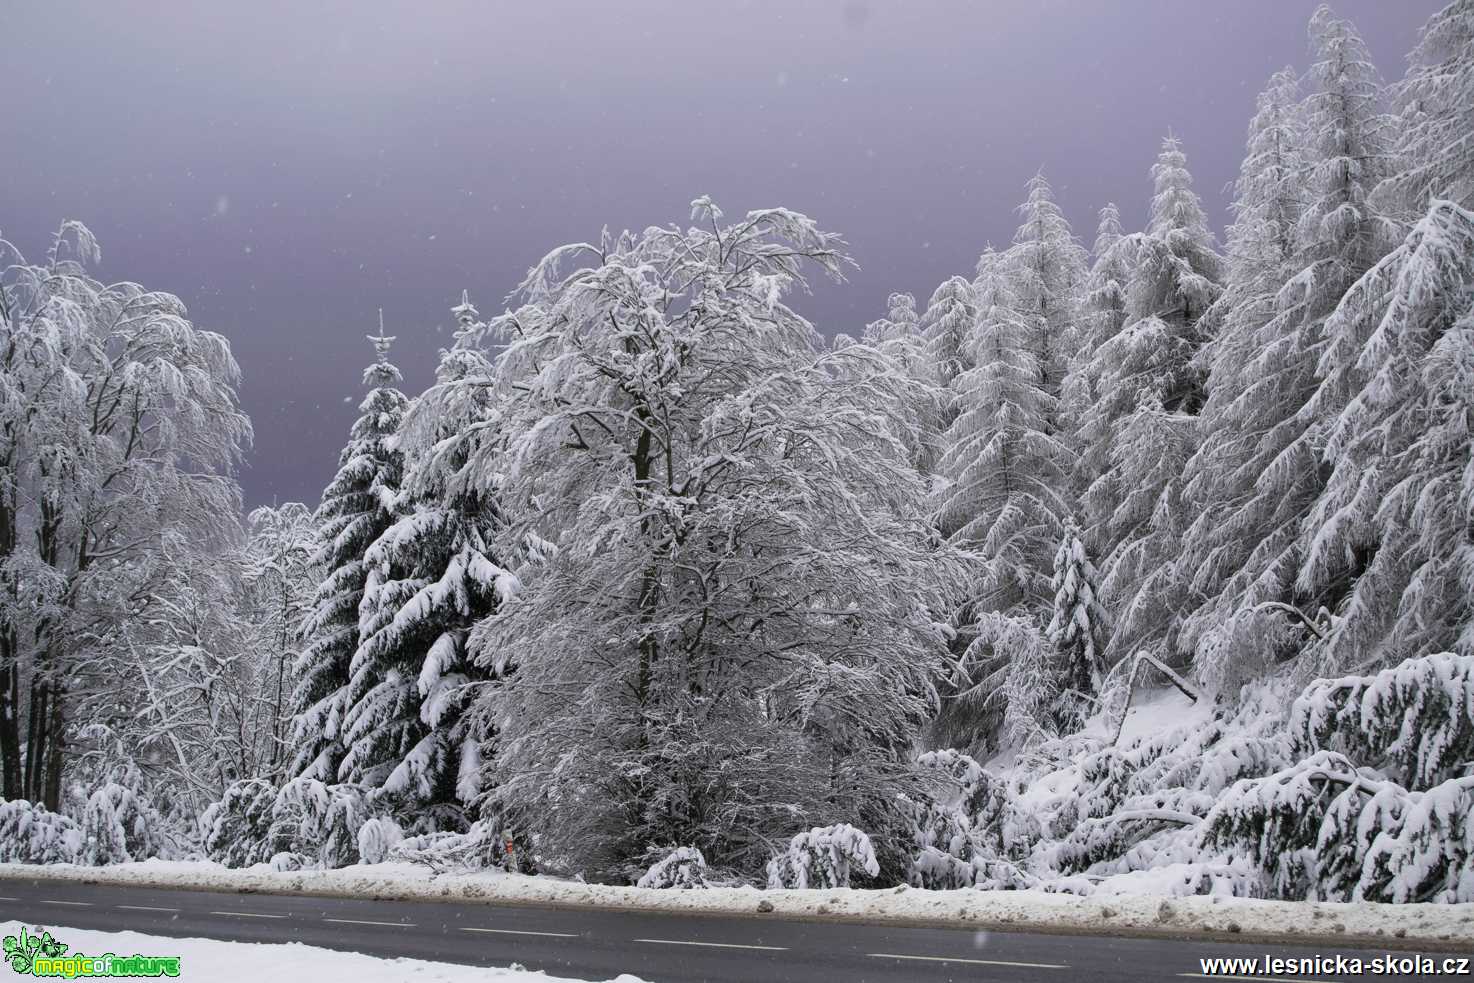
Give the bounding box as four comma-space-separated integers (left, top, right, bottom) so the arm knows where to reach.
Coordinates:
0, 222, 251, 809
1004, 172, 1087, 424
240, 502, 317, 781
1176, 68, 1312, 673
1047, 516, 1109, 720
1296, 199, 1474, 670
920, 275, 979, 397
862, 292, 941, 472
291, 321, 410, 783
1374, 0, 1474, 219
476, 199, 955, 882
932, 257, 1072, 750
339, 294, 513, 828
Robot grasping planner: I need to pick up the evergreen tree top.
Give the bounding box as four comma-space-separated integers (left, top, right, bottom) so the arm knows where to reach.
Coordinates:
364, 309, 403, 388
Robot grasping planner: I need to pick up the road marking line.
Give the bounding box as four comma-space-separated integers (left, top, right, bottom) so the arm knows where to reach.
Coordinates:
869, 952, 1068, 969
208, 910, 287, 919
460, 928, 580, 939
115, 905, 179, 913
0, 897, 19, 901
323, 918, 416, 928
1178, 975, 1313, 983
37, 900, 91, 907
635, 938, 788, 951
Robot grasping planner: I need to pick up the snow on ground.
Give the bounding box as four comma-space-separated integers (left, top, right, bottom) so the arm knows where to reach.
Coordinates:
0, 920, 647, 982
4, 860, 1472, 949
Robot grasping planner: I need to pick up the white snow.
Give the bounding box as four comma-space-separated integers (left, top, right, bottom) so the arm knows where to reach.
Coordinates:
5, 859, 1472, 948
0, 921, 646, 983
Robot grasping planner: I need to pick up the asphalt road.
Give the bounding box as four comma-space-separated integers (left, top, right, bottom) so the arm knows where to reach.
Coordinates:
0, 877, 1457, 982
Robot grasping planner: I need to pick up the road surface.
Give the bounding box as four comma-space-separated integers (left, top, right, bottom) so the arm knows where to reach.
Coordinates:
0, 876, 1453, 981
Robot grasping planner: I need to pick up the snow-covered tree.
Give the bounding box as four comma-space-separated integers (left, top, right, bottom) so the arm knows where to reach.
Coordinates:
1375, 0, 1474, 218
1063, 203, 1132, 444
1075, 139, 1220, 563
240, 502, 317, 780
931, 258, 1071, 749
477, 199, 955, 880
1297, 200, 1474, 669
1177, 69, 1312, 666
0, 222, 250, 809
291, 319, 409, 783
1127, 135, 1224, 414
863, 292, 942, 471
339, 294, 512, 825
1047, 516, 1109, 707
920, 275, 978, 395
1096, 396, 1196, 664
1004, 173, 1087, 418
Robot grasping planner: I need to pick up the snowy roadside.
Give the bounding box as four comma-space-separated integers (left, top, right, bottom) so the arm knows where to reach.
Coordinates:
0, 920, 646, 982
3, 861, 1471, 950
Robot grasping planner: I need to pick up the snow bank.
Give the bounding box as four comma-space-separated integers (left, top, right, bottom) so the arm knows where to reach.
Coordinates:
3, 859, 1471, 949
0, 921, 646, 983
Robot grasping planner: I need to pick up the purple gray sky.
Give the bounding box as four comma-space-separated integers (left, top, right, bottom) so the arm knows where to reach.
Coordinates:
5, 1, 1442, 507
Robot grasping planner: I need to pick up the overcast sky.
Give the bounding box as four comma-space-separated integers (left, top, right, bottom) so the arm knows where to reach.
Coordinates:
5, 0, 1443, 507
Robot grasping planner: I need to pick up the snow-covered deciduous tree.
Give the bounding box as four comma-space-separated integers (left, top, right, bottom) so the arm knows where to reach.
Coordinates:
766, 824, 880, 889
863, 292, 942, 472
0, 222, 250, 810
291, 321, 409, 784
477, 199, 954, 881
240, 503, 317, 781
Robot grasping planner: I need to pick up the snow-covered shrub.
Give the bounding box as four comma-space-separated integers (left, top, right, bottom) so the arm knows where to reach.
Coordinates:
636, 846, 710, 889
766, 824, 880, 889
268, 852, 312, 872
80, 782, 175, 865
267, 778, 334, 858
0, 799, 82, 864
391, 818, 528, 874
1290, 652, 1474, 789
201, 779, 280, 868
318, 785, 367, 869
905, 749, 1050, 889
356, 816, 404, 865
